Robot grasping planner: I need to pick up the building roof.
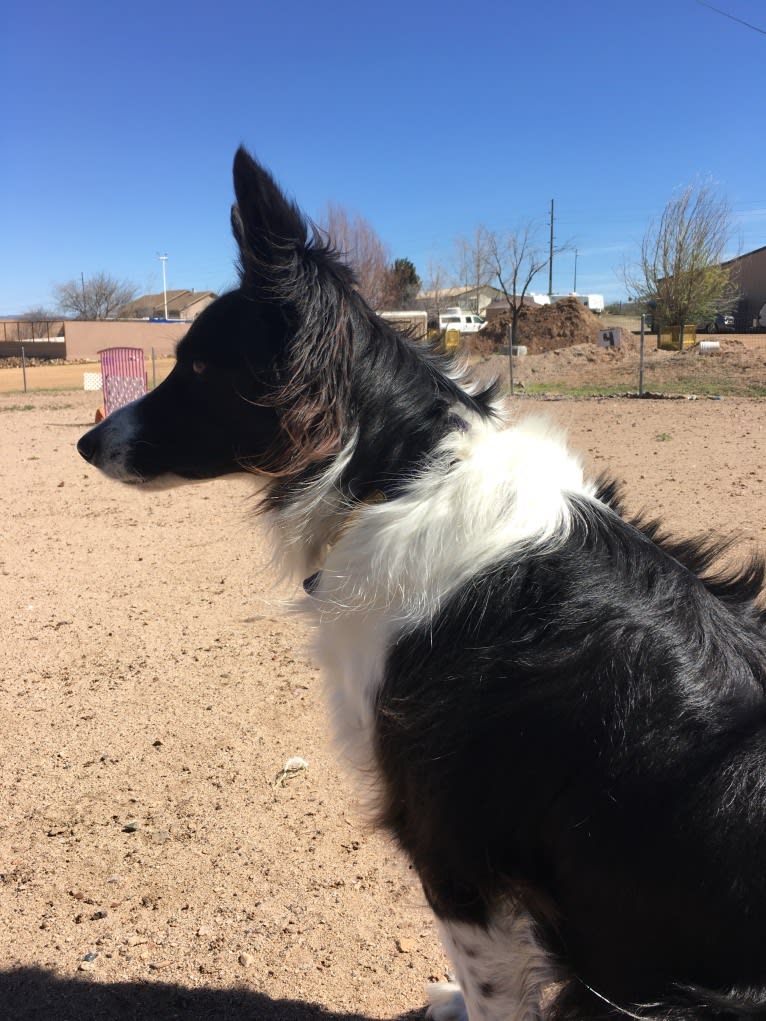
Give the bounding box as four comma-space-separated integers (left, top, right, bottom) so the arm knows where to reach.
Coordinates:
117, 289, 217, 318
722, 244, 766, 269
417, 285, 504, 301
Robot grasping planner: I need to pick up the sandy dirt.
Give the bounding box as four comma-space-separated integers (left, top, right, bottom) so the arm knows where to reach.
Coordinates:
1, 388, 765, 1020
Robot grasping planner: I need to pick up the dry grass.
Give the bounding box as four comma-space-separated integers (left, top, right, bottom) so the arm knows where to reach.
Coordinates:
0, 358, 176, 395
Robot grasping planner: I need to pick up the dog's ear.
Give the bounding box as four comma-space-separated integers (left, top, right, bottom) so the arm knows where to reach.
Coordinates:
231, 147, 308, 287
230, 148, 355, 475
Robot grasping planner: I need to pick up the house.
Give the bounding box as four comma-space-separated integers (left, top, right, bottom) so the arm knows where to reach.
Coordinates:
415, 285, 506, 317
723, 246, 766, 329
117, 289, 217, 321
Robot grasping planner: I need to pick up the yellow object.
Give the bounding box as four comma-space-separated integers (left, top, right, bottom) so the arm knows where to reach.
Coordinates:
657, 325, 697, 350
444, 328, 461, 352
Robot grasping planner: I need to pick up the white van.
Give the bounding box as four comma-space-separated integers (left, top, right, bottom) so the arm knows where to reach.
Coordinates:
438, 307, 487, 333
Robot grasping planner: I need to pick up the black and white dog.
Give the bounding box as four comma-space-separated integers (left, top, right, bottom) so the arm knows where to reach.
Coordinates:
78, 149, 766, 1020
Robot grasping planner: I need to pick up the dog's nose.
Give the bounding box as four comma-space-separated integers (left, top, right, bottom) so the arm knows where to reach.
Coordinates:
77, 427, 100, 464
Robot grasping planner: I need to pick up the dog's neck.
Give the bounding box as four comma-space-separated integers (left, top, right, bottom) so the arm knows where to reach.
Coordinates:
302, 487, 387, 595
274, 411, 474, 590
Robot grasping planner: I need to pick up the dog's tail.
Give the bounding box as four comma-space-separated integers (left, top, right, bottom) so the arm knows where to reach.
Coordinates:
551, 980, 766, 1020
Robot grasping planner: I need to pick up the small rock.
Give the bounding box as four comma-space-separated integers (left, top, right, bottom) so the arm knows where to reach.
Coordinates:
82, 952, 98, 962
78, 961, 96, 972
149, 960, 171, 971
239, 952, 254, 968
396, 937, 416, 954
122, 821, 140, 833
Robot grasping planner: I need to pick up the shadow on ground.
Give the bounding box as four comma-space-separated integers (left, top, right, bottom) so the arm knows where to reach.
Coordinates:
0, 967, 426, 1021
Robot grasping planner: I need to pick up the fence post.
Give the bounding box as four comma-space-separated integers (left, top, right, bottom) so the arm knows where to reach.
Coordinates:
508, 324, 514, 396
21, 346, 28, 393
639, 314, 645, 396
151, 347, 156, 389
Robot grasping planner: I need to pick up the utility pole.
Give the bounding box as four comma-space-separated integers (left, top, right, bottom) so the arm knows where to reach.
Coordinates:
158, 254, 169, 320
548, 199, 554, 297
573, 249, 578, 293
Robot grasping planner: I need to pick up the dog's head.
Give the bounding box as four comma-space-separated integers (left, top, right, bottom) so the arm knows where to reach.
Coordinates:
77, 148, 357, 487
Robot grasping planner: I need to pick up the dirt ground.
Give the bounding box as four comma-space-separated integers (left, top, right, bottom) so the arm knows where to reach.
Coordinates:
2, 387, 765, 1021
477, 300, 766, 396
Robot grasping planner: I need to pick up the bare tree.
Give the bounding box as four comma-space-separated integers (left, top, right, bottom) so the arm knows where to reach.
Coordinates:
452, 227, 494, 312
625, 182, 735, 347
54, 273, 138, 319
321, 202, 390, 309
423, 259, 449, 321
19, 307, 59, 339
488, 223, 553, 350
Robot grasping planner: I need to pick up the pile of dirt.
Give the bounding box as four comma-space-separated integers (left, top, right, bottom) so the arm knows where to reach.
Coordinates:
483, 298, 603, 353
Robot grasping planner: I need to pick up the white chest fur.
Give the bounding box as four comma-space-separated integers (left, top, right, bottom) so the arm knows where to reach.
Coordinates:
303, 416, 595, 785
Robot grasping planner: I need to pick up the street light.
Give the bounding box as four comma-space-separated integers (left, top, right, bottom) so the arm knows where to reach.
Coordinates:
158, 253, 169, 320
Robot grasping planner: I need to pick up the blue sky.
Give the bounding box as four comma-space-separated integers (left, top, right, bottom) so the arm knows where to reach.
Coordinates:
3, 0, 765, 314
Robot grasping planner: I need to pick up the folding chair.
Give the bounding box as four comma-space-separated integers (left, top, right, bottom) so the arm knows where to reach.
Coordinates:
98, 347, 147, 416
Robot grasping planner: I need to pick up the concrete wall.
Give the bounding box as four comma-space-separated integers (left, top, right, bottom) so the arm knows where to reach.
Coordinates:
64, 320, 190, 361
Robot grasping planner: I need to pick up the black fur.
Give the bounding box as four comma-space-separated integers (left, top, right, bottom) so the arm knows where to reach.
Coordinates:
78, 148, 497, 505
377, 495, 766, 1017
78, 149, 766, 1020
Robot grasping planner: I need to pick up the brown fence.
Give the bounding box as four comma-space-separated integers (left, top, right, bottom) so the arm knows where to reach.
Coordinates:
1, 320, 65, 343
0, 340, 66, 360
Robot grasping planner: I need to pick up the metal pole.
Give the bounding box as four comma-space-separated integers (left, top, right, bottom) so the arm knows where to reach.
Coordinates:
548, 199, 554, 296
639, 314, 645, 397
508, 324, 514, 396
152, 347, 157, 389
159, 254, 169, 319
573, 249, 578, 293
21, 346, 27, 393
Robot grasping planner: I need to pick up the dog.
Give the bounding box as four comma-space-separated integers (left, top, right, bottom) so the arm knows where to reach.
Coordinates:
78, 149, 766, 1020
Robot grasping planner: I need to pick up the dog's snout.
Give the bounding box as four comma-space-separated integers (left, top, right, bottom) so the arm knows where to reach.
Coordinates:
77, 426, 100, 464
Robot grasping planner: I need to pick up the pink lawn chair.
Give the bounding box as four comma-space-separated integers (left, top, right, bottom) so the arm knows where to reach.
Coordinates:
98, 347, 147, 417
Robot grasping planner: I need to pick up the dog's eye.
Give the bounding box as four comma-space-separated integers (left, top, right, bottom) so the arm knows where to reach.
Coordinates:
192, 360, 206, 375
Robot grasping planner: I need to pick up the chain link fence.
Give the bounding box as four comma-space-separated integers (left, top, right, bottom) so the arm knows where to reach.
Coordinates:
469, 317, 766, 398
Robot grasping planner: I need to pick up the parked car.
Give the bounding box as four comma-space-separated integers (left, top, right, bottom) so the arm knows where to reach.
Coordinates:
699, 312, 734, 333
438, 307, 487, 333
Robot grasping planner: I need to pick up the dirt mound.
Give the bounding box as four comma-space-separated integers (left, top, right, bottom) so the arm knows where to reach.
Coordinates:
483, 298, 603, 353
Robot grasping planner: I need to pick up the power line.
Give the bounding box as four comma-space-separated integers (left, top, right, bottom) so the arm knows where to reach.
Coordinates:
696, 0, 766, 37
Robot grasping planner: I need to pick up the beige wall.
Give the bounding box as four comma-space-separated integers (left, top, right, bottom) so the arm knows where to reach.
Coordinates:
178, 293, 216, 319
64, 320, 190, 361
